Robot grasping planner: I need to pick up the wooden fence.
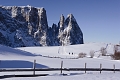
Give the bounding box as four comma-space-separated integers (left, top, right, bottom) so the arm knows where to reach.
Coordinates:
0, 60, 120, 78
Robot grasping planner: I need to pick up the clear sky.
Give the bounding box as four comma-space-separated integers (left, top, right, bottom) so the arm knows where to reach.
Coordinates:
0, 0, 120, 44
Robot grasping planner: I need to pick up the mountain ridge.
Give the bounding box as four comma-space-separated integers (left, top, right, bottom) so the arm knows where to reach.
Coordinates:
0, 5, 83, 47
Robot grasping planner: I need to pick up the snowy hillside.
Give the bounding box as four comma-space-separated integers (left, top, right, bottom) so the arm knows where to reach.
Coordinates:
0, 43, 120, 80
17, 43, 114, 58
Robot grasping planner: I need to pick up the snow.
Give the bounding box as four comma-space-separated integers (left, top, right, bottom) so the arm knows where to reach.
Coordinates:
3, 72, 120, 80
17, 43, 114, 58
0, 44, 35, 56
0, 43, 120, 80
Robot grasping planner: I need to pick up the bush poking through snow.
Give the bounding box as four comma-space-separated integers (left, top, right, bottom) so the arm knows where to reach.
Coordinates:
113, 45, 119, 52
78, 52, 86, 58
111, 45, 120, 60
100, 47, 107, 56
111, 51, 120, 60
89, 50, 94, 58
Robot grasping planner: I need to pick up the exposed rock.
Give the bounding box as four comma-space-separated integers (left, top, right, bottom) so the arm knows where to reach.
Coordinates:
0, 6, 83, 47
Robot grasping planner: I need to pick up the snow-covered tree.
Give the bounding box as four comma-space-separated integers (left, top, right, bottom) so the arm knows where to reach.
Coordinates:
89, 50, 94, 58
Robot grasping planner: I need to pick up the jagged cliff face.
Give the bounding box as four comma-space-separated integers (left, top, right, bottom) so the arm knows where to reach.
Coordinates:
64, 14, 83, 45
0, 6, 83, 47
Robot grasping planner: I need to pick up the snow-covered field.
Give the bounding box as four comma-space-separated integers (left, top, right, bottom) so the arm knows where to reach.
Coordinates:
0, 43, 120, 80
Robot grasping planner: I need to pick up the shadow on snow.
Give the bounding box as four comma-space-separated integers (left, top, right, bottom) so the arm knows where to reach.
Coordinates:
0, 60, 48, 68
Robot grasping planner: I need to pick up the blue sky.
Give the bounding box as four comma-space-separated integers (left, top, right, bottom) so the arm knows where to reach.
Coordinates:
0, 0, 120, 44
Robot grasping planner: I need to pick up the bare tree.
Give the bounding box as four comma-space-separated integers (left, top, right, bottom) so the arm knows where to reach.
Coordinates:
100, 47, 107, 56
89, 50, 94, 58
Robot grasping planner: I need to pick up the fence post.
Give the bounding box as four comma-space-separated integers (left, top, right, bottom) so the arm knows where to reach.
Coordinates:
61, 61, 63, 74
113, 64, 115, 73
85, 63, 86, 73
100, 63, 102, 74
33, 59, 36, 76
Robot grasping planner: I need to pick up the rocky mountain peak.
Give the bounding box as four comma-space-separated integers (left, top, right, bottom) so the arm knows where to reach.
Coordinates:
57, 13, 83, 45
67, 13, 73, 18
67, 13, 76, 21
0, 6, 83, 47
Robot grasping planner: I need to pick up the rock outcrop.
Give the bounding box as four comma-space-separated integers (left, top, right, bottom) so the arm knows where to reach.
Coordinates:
0, 6, 83, 47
